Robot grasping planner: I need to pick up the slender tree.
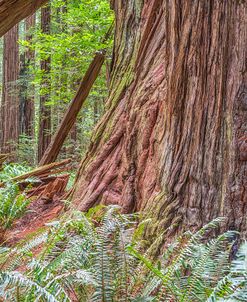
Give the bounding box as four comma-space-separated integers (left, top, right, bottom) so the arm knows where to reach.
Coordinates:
38, 5, 51, 162
0, 25, 19, 156
19, 14, 35, 138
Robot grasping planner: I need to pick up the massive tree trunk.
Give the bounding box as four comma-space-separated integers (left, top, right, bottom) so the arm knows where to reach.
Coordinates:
0, 0, 48, 37
71, 0, 247, 251
19, 14, 35, 138
38, 5, 51, 161
0, 25, 20, 156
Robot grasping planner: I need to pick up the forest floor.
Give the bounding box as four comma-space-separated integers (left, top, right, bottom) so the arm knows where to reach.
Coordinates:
0, 158, 73, 245
6, 196, 64, 245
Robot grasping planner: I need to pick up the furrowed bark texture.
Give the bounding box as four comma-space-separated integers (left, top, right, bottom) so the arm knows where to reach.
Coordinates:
0, 0, 48, 37
38, 5, 51, 161
19, 14, 35, 138
72, 0, 247, 249
0, 25, 20, 156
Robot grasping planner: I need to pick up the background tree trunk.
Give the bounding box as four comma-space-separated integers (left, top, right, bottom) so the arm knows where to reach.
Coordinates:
0, 25, 20, 156
19, 14, 35, 138
69, 124, 77, 160
39, 52, 105, 165
71, 0, 247, 252
38, 5, 51, 162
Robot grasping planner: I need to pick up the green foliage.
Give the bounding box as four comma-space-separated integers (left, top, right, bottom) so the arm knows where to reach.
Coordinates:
18, 0, 114, 161
0, 163, 31, 182
0, 207, 246, 301
0, 164, 31, 230
0, 183, 30, 230
131, 218, 236, 301
17, 134, 36, 165
0, 207, 136, 301
207, 241, 247, 302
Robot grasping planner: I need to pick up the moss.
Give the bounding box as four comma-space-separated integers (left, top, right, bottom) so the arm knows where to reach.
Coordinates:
90, 0, 144, 146
141, 192, 167, 240
140, 190, 183, 257
91, 121, 107, 144
135, 0, 144, 19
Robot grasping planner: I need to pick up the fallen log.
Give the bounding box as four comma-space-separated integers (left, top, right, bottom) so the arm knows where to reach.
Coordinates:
37, 165, 75, 179
11, 158, 72, 182
0, 159, 72, 201
18, 174, 67, 191
38, 174, 69, 203
26, 183, 47, 198
26, 174, 70, 199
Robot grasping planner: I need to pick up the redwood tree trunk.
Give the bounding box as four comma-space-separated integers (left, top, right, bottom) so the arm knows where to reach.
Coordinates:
71, 0, 247, 251
19, 14, 35, 138
0, 25, 20, 156
38, 6, 51, 161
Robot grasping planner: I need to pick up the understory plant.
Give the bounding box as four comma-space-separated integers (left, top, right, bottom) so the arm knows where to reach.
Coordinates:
0, 164, 31, 232
0, 183, 30, 231
0, 163, 31, 182
0, 206, 246, 301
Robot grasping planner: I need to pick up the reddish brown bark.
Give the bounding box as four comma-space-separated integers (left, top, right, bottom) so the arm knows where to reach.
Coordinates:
0, 25, 20, 156
38, 5, 51, 162
19, 14, 35, 138
105, 60, 111, 90
39, 52, 105, 166
68, 124, 77, 159
0, 0, 48, 37
71, 0, 247, 249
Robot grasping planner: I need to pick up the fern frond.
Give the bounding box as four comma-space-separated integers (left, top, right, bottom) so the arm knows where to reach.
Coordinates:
0, 271, 62, 302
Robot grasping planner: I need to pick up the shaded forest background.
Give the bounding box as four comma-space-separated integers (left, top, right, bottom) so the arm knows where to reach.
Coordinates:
0, 0, 113, 165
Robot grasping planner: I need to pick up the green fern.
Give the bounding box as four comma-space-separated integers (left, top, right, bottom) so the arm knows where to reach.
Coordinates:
130, 219, 237, 302
207, 242, 247, 302
0, 163, 32, 231
0, 163, 31, 182
0, 207, 246, 302
0, 183, 30, 230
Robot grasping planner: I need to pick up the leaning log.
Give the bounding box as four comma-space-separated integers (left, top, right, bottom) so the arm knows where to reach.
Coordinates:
39, 52, 105, 166
11, 158, 72, 182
